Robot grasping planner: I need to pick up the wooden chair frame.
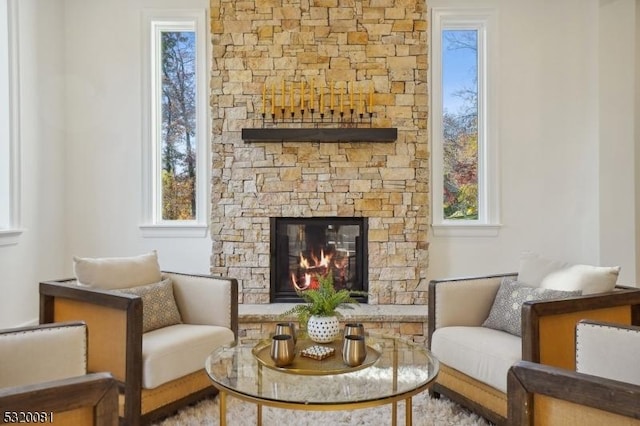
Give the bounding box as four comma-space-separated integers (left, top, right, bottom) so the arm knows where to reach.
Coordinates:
0, 373, 118, 426
508, 360, 640, 425
40, 271, 238, 425
428, 273, 640, 425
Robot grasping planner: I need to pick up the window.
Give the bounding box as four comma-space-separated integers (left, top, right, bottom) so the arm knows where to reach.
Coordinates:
0, 0, 22, 246
141, 10, 209, 237
431, 6, 500, 237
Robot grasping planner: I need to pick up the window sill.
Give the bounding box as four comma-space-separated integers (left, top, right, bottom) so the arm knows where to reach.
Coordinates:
139, 223, 208, 238
431, 223, 501, 237
0, 228, 25, 246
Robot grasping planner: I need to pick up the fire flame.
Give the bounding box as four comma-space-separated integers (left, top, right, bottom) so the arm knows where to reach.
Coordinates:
291, 249, 341, 291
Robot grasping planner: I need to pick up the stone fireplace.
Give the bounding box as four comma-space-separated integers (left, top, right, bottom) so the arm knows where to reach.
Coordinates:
270, 217, 368, 303
210, 0, 429, 308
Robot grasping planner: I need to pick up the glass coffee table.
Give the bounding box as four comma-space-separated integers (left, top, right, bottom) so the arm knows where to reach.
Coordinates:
205, 334, 439, 426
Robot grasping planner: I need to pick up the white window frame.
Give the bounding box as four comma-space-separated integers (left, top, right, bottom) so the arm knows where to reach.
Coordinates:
141, 9, 209, 238
0, 0, 23, 246
430, 4, 500, 237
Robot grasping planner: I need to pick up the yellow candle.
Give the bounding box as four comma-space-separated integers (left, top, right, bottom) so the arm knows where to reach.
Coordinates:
300, 80, 305, 109
281, 79, 285, 110
262, 84, 266, 114
320, 85, 324, 113
358, 86, 362, 114
340, 83, 344, 113
350, 81, 354, 110
290, 83, 294, 113
310, 79, 314, 110
330, 80, 334, 110
369, 85, 374, 111
271, 84, 275, 115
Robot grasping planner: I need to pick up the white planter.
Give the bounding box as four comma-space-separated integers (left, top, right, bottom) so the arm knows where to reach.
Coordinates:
307, 315, 340, 343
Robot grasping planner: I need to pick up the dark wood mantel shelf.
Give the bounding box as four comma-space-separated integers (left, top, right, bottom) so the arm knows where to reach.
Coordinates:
241, 127, 397, 143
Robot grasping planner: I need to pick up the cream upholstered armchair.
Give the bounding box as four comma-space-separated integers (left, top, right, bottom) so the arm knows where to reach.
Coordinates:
508, 320, 640, 425
0, 322, 118, 425
427, 253, 640, 425
39, 252, 238, 426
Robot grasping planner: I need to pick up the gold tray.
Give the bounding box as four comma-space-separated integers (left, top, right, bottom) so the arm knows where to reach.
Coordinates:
252, 337, 381, 375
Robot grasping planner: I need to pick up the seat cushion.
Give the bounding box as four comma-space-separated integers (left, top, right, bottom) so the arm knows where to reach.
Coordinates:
141, 324, 234, 389
431, 326, 521, 393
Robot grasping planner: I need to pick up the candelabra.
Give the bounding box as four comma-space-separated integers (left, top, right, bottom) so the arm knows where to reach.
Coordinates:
261, 107, 375, 128
249, 79, 395, 143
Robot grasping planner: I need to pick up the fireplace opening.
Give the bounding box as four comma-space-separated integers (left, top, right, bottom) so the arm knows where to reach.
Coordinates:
270, 217, 368, 303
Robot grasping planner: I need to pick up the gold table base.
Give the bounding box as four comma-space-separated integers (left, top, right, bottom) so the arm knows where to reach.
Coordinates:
218, 390, 414, 426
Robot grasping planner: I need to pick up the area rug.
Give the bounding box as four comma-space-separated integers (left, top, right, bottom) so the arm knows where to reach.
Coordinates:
153, 392, 491, 426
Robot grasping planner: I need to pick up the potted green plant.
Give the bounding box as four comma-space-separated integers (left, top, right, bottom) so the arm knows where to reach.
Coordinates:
282, 272, 366, 343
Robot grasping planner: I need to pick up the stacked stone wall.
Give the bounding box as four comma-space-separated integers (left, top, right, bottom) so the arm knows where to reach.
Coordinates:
210, 0, 429, 305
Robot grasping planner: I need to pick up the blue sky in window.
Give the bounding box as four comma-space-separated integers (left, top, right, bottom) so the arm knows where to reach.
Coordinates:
442, 30, 477, 115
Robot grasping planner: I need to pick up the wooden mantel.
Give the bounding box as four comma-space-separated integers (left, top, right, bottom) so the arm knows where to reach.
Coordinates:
241, 127, 398, 143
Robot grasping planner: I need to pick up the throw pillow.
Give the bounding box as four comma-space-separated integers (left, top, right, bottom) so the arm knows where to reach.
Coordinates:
73, 251, 162, 290
517, 252, 569, 287
115, 277, 182, 333
540, 264, 620, 295
483, 278, 581, 336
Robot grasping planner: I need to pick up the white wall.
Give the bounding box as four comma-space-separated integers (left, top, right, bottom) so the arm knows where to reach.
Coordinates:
598, 0, 638, 285
427, 0, 640, 285
62, 0, 211, 275
0, 0, 211, 328
0, 0, 67, 328
2, 0, 638, 327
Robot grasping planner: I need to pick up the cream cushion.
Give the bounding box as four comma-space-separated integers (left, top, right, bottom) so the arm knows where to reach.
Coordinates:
540, 264, 620, 295
170, 273, 235, 329
433, 277, 501, 329
141, 324, 234, 389
0, 324, 87, 388
576, 322, 640, 386
73, 251, 162, 290
431, 326, 521, 393
517, 252, 569, 287
518, 252, 620, 294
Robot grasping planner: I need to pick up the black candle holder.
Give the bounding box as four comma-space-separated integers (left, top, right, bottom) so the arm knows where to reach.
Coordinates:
260, 106, 375, 128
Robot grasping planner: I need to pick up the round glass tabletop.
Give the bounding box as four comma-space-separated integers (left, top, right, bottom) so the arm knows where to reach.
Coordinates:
205, 334, 439, 407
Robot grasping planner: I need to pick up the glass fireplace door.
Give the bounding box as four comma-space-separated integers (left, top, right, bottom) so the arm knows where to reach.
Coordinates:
270, 217, 368, 303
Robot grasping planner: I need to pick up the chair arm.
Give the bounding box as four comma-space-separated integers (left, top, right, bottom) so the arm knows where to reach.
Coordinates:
507, 360, 640, 426
0, 372, 118, 426
0, 322, 87, 388
39, 280, 142, 384
576, 320, 640, 385
165, 272, 238, 339
521, 288, 640, 370
427, 273, 515, 347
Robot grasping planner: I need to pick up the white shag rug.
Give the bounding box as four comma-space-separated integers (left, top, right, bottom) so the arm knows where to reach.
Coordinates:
153, 392, 491, 426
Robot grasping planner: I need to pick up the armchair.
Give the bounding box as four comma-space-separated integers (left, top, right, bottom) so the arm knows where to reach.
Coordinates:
0, 322, 118, 425
507, 320, 640, 425
40, 271, 238, 426
428, 272, 640, 425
